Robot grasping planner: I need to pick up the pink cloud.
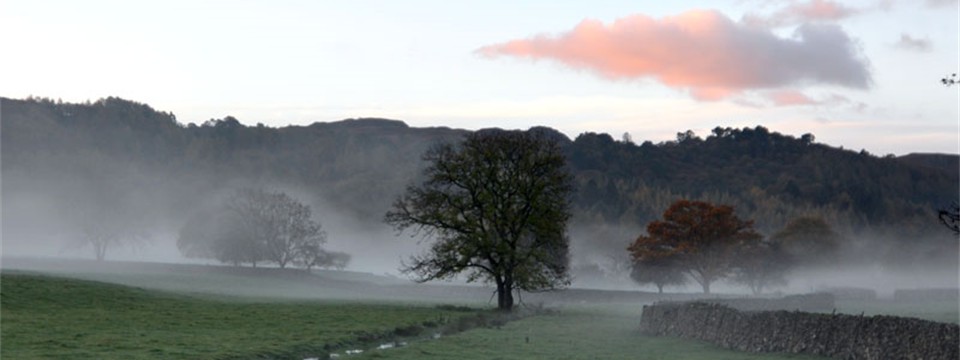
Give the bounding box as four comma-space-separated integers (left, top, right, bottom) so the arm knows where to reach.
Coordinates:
747, 90, 868, 109
789, 0, 858, 19
788, 0, 858, 21
741, 0, 866, 28
477, 10, 872, 101
765, 90, 818, 106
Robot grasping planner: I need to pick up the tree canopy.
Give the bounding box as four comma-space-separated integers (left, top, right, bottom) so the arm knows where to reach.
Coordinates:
628, 255, 686, 294
731, 239, 791, 294
771, 216, 842, 266
386, 129, 574, 311
628, 200, 761, 294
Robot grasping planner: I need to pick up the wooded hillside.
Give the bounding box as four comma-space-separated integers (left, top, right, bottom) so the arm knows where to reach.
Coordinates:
3, 96, 956, 266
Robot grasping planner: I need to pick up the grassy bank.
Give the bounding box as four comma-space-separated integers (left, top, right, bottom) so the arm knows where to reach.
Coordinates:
0, 273, 474, 359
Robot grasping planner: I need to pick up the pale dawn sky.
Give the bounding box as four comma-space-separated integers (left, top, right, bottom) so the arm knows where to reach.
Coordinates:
2, 0, 958, 155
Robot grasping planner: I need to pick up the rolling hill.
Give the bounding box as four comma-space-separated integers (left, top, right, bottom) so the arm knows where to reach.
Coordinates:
2, 96, 957, 270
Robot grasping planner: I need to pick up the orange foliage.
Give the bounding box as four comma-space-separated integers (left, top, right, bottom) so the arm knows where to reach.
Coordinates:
628, 199, 761, 293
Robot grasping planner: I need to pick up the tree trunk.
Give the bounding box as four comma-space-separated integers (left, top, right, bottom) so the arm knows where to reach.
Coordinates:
495, 280, 515, 311
93, 241, 107, 261
692, 270, 712, 294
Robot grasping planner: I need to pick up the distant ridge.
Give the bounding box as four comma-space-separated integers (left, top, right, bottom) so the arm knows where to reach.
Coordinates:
2, 96, 957, 268
898, 153, 960, 175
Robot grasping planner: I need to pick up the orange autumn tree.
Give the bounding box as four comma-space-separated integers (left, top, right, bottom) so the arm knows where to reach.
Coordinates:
628, 200, 761, 294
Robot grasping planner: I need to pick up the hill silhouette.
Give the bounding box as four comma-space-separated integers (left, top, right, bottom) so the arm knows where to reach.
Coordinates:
2, 96, 956, 269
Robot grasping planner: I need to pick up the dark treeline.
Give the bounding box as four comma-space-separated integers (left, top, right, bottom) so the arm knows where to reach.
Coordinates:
2, 96, 956, 266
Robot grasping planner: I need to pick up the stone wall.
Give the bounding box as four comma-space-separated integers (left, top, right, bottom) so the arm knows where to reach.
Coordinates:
640, 301, 958, 360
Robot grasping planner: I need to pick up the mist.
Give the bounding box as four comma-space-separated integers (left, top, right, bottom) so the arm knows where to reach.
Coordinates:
3, 145, 957, 298
2, 98, 957, 310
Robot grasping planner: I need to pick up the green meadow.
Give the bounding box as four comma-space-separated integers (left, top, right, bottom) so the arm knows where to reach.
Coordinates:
0, 273, 472, 359
350, 309, 826, 360
0, 267, 835, 360
4, 261, 956, 359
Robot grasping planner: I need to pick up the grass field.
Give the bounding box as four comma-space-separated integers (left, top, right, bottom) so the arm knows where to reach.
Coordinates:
9, 258, 952, 360
349, 309, 827, 360
0, 273, 475, 359
0, 270, 834, 360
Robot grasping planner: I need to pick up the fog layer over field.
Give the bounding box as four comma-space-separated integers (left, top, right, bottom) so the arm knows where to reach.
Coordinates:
1, 176, 421, 276
2, 97, 957, 297
4, 179, 956, 298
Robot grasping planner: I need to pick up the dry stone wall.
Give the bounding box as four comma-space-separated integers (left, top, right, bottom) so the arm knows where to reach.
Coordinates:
640, 301, 958, 360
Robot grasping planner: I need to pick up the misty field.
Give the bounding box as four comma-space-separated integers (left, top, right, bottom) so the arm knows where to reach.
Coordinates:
5, 260, 954, 360
1, 269, 836, 360
0, 273, 476, 359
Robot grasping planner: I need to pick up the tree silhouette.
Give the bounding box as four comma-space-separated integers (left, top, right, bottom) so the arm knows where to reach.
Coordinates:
772, 216, 841, 266
628, 253, 686, 294
177, 188, 330, 269
386, 129, 574, 311
732, 239, 791, 294
942, 73, 957, 86
939, 201, 960, 235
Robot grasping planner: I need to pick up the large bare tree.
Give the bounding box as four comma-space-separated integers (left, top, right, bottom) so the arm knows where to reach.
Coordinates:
386, 129, 574, 311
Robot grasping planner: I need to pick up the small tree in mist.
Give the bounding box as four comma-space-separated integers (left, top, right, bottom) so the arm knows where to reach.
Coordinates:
628, 256, 686, 294
732, 239, 791, 295
177, 188, 332, 269
74, 211, 149, 261
63, 168, 154, 261
628, 200, 761, 294
295, 244, 351, 271
627, 229, 686, 293
772, 216, 842, 267
226, 188, 327, 269
386, 129, 574, 311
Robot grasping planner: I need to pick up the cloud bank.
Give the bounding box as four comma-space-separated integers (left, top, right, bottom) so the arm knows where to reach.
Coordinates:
477, 10, 872, 101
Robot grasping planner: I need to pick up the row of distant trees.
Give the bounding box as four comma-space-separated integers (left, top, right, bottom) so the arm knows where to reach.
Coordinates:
627, 200, 841, 294
177, 188, 350, 271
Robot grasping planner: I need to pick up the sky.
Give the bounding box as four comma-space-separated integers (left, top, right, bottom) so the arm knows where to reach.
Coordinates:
2, 0, 958, 156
